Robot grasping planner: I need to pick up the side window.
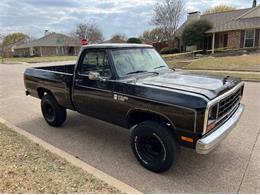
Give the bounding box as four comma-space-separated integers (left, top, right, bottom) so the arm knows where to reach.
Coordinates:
244, 30, 255, 48
79, 51, 111, 77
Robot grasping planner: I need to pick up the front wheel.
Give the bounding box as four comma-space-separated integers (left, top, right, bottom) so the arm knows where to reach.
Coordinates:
41, 93, 66, 127
131, 121, 179, 173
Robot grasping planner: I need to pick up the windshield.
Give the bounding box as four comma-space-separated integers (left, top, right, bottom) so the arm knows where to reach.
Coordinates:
111, 48, 169, 77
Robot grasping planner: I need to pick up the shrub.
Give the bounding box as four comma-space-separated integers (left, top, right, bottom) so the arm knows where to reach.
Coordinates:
127, 37, 142, 44
160, 47, 180, 54
182, 19, 212, 46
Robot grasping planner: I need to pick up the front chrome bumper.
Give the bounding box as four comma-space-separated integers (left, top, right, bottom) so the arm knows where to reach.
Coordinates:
196, 104, 244, 154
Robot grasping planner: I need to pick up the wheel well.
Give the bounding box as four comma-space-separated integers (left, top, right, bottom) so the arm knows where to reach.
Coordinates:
127, 110, 175, 130
37, 88, 52, 99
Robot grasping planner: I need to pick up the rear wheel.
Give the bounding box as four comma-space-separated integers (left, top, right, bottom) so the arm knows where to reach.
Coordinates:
41, 93, 66, 127
131, 121, 179, 173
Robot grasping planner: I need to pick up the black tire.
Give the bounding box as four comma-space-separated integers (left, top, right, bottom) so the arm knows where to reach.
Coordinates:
41, 93, 66, 127
131, 121, 179, 173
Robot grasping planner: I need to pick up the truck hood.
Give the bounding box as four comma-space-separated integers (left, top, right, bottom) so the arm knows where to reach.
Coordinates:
136, 70, 240, 100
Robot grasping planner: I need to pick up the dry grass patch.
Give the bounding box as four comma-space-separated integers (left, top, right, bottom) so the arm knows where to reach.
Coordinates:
0, 123, 121, 193
186, 70, 260, 81
166, 54, 260, 72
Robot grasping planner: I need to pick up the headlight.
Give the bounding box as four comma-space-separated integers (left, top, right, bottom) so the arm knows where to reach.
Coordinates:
207, 104, 218, 131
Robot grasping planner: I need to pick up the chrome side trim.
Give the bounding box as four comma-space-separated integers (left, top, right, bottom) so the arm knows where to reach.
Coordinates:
197, 104, 244, 154
74, 84, 196, 113
74, 84, 197, 132
31, 67, 73, 76
76, 84, 112, 93
203, 82, 244, 135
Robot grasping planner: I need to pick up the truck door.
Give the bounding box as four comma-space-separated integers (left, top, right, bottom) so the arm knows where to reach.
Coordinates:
72, 49, 117, 123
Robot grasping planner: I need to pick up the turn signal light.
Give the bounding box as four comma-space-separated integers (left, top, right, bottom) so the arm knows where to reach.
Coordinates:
207, 122, 216, 132
181, 136, 193, 143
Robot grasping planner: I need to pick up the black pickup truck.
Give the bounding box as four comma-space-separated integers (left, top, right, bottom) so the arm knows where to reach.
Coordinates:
24, 44, 244, 172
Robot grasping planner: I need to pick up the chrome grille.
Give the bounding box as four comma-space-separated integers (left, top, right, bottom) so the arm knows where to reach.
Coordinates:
203, 82, 244, 135
217, 87, 242, 119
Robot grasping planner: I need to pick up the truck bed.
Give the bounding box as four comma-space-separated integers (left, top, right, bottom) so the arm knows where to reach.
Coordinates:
24, 64, 76, 110
35, 64, 75, 74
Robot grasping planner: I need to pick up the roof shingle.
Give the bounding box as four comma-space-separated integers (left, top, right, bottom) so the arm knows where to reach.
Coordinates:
14, 33, 80, 49
176, 7, 259, 36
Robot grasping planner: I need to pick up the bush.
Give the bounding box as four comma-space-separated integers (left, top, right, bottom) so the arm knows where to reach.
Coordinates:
160, 47, 180, 54
127, 37, 142, 44
182, 19, 212, 46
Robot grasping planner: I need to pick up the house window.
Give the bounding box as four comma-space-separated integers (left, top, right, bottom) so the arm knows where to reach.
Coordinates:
244, 29, 255, 48
218, 33, 228, 48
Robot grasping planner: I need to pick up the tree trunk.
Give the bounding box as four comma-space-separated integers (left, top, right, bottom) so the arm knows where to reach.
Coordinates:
1, 46, 4, 63
168, 39, 174, 48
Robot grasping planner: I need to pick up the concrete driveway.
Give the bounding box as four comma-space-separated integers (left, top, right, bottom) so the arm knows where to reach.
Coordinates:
0, 62, 259, 193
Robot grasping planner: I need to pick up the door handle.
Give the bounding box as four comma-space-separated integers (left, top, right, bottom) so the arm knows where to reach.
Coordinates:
75, 79, 83, 84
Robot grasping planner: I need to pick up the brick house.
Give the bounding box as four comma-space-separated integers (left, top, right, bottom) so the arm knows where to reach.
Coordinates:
13, 33, 81, 57
1, 38, 30, 57
175, 4, 260, 53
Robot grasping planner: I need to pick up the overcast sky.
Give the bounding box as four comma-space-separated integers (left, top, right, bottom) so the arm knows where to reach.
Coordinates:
0, 0, 252, 39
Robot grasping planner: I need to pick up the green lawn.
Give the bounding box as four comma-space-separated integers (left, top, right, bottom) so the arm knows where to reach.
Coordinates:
166, 54, 260, 72
2, 56, 77, 64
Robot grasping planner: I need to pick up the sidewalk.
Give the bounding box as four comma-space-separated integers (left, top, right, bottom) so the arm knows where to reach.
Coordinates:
238, 128, 260, 193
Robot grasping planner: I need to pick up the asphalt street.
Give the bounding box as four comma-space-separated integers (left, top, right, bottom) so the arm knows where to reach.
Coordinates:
0, 62, 259, 193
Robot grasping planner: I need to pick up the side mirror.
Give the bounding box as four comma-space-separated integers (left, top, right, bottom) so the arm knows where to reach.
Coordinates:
88, 71, 101, 80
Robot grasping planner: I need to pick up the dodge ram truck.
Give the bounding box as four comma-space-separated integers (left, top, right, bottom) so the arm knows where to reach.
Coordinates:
24, 44, 244, 172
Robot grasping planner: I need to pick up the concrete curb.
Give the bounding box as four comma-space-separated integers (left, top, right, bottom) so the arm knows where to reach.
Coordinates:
0, 117, 142, 194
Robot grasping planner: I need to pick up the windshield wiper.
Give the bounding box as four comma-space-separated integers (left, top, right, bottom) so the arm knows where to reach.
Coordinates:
127, 70, 148, 75
154, 65, 166, 69
127, 70, 159, 75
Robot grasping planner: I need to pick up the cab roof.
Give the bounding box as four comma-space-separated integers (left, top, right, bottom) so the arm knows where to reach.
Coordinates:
82, 43, 153, 49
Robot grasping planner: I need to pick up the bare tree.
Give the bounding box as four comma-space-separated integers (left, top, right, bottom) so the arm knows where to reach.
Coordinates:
204, 5, 235, 14
73, 22, 104, 44
152, 0, 184, 47
140, 28, 167, 42
108, 34, 127, 43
